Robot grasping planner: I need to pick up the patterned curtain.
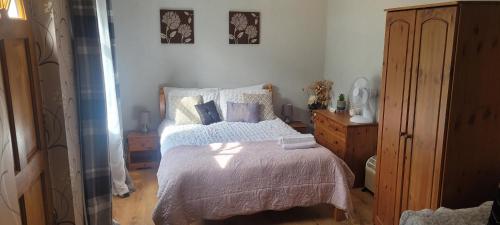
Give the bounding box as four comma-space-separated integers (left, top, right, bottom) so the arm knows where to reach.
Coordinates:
69, 0, 112, 224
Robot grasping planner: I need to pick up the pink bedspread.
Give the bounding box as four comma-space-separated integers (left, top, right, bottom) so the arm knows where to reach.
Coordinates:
153, 141, 355, 225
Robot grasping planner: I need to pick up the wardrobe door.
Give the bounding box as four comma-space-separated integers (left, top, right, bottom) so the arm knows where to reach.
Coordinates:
403, 7, 457, 211
374, 10, 415, 225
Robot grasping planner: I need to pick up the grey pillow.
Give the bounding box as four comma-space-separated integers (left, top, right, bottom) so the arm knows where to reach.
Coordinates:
226, 102, 260, 123
242, 92, 276, 120
195, 100, 221, 125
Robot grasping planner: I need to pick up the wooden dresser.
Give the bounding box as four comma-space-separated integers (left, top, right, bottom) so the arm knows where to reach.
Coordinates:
127, 131, 160, 170
313, 110, 378, 188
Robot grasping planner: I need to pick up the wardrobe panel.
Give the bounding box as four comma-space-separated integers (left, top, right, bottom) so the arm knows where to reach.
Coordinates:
405, 7, 456, 210
442, 4, 500, 208
374, 10, 415, 225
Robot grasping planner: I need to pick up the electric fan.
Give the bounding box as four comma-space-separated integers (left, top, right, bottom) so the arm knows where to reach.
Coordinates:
349, 77, 374, 124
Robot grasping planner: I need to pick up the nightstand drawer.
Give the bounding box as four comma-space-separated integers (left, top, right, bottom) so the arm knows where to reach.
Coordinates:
314, 114, 346, 139
128, 135, 156, 143
128, 140, 157, 151
127, 131, 160, 170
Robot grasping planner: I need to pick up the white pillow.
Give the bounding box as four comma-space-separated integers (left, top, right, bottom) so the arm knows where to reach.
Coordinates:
171, 95, 203, 125
164, 87, 219, 120
219, 89, 269, 120
163, 84, 268, 120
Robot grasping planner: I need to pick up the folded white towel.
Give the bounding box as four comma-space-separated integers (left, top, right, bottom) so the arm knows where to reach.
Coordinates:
279, 134, 318, 150
279, 134, 315, 145
282, 141, 318, 150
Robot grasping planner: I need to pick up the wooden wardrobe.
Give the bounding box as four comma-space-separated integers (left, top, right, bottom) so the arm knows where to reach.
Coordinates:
374, 2, 500, 225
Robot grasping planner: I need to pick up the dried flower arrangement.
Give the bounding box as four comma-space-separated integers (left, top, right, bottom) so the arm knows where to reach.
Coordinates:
304, 80, 333, 110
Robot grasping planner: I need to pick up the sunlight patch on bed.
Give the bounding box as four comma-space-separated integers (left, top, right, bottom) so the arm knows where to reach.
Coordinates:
210, 142, 241, 152
211, 142, 242, 168
209, 143, 223, 150
214, 155, 233, 168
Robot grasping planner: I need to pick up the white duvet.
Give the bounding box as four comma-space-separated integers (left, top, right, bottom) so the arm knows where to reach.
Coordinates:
159, 118, 299, 155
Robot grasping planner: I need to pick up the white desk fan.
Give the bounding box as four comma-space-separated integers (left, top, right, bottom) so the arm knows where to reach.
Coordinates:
349, 77, 374, 124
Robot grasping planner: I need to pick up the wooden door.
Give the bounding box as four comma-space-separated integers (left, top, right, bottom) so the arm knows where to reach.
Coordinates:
402, 7, 457, 211
374, 10, 416, 225
0, 2, 53, 225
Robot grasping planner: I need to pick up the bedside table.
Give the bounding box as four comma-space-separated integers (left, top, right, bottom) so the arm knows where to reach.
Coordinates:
289, 121, 308, 133
127, 131, 160, 170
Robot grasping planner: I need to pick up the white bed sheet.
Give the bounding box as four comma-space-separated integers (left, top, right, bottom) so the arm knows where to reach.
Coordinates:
158, 118, 299, 155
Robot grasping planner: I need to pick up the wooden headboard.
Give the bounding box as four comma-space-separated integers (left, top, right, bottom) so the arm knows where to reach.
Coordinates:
159, 84, 273, 120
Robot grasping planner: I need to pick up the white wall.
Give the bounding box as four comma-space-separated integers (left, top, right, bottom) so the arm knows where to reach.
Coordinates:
113, 0, 327, 130
323, 0, 494, 112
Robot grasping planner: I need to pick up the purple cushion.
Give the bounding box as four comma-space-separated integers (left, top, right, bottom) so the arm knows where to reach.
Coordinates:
226, 102, 260, 123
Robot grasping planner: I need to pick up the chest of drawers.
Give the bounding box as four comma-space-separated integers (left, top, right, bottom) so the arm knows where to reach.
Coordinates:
313, 110, 378, 188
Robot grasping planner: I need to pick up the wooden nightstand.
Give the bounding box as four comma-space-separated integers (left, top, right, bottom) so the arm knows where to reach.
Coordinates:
126, 131, 160, 170
313, 110, 378, 188
289, 121, 308, 133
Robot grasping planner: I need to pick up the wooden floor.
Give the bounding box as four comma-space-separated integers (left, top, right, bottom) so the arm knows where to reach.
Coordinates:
113, 169, 374, 225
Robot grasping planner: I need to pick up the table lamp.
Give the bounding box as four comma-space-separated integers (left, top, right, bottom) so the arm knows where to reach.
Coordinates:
139, 110, 151, 133
281, 104, 293, 124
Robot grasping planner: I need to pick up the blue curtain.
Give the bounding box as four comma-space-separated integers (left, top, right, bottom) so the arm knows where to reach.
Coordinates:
70, 0, 112, 224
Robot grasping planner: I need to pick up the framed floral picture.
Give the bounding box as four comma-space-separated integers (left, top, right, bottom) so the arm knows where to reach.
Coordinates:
229, 11, 260, 44
160, 9, 194, 44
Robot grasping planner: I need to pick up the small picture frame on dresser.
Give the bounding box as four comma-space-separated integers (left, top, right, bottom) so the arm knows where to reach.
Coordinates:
127, 131, 160, 170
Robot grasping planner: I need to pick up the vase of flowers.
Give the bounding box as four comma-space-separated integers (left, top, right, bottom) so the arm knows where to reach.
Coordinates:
305, 80, 333, 110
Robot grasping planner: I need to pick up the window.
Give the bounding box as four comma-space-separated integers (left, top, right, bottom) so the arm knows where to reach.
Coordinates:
1, 0, 26, 19
7, 0, 18, 18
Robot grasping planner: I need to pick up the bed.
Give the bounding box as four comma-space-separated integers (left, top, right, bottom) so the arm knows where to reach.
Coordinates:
152, 84, 355, 225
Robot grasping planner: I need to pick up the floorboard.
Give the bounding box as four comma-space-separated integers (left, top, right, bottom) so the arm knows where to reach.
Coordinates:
113, 169, 374, 225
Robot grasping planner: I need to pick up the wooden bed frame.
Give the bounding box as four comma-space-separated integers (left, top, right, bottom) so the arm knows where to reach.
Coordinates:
159, 84, 273, 120
157, 83, 347, 221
